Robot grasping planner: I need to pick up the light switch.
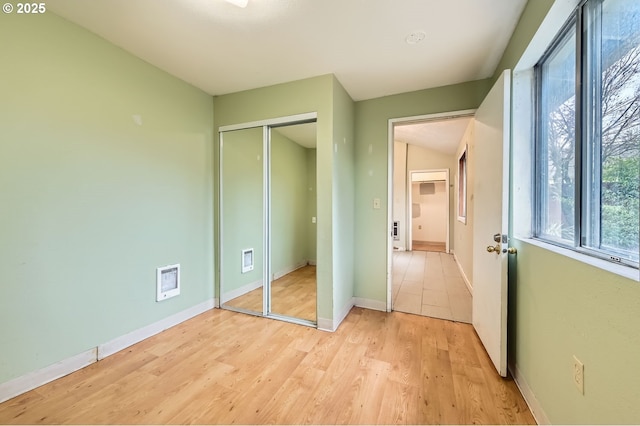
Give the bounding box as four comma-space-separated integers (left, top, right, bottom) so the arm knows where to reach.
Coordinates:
373, 198, 381, 209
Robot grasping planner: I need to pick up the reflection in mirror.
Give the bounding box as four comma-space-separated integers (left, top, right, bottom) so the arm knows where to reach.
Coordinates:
269, 122, 317, 322
220, 127, 264, 314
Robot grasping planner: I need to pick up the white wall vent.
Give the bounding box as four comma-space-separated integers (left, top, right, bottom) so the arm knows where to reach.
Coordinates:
242, 248, 254, 273
156, 264, 180, 301
420, 182, 435, 194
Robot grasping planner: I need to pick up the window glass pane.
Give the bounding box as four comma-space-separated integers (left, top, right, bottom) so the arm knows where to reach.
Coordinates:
583, 0, 640, 263
538, 25, 577, 245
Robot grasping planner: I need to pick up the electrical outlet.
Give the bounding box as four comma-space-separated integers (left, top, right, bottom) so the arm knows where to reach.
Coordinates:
373, 198, 381, 209
573, 355, 584, 394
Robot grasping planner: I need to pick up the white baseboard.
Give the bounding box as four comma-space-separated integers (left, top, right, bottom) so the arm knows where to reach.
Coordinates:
354, 297, 386, 312
0, 348, 98, 404
97, 299, 214, 360
316, 317, 334, 332
0, 299, 215, 404
318, 299, 356, 332
272, 261, 308, 281
452, 252, 473, 295
221, 279, 262, 304
510, 364, 549, 425
307, 260, 317, 266
336, 299, 354, 329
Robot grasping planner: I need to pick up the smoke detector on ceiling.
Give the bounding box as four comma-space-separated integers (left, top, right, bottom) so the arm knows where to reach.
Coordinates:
406, 31, 427, 45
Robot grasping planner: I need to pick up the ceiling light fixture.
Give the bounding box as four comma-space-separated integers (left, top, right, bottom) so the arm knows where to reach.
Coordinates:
224, 0, 248, 8
405, 31, 426, 45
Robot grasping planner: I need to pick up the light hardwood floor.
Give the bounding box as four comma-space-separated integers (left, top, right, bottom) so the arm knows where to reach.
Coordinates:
0, 308, 535, 425
224, 265, 316, 322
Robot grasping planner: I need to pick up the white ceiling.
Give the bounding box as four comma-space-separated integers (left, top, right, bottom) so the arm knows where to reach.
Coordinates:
273, 122, 317, 148
394, 116, 472, 155
46, 0, 527, 101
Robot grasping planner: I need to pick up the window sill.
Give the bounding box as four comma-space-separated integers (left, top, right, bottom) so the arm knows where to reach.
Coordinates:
515, 237, 640, 282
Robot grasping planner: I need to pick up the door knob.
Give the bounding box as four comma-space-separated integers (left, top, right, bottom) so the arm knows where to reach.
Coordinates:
486, 244, 500, 253
507, 247, 517, 254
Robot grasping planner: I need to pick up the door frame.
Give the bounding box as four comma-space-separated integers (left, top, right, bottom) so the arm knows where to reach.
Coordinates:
386, 109, 476, 312
407, 169, 450, 253
219, 112, 318, 327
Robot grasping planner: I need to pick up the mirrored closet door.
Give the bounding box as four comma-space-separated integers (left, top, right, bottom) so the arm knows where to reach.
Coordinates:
220, 127, 265, 315
219, 116, 317, 326
269, 122, 317, 323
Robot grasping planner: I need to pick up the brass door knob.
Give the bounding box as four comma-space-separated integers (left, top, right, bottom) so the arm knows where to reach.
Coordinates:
486, 244, 500, 253
507, 247, 517, 254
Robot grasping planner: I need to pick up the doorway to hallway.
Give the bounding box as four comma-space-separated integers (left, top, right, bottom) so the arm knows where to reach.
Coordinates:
389, 111, 475, 323
388, 73, 513, 376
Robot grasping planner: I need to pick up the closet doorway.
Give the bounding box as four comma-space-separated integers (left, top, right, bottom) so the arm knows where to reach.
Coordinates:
408, 169, 449, 253
219, 114, 317, 326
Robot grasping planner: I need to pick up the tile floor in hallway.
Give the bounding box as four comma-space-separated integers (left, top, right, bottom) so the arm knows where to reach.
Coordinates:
392, 250, 472, 323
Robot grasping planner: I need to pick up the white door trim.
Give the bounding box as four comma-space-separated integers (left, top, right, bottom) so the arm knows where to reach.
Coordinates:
218, 112, 317, 133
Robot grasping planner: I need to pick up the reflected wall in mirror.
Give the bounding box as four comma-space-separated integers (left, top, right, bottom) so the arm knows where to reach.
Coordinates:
270, 122, 317, 322
220, 127, 264, 314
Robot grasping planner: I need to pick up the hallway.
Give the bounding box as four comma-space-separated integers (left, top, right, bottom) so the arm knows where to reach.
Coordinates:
392, 251, 472, 323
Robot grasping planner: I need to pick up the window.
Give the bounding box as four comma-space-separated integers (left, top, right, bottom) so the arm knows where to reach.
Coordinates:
535, 0, 639, 268
457, 148, 467, 223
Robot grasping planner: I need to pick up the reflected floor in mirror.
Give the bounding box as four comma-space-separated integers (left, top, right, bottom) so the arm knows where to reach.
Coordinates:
224, 265, 316, 323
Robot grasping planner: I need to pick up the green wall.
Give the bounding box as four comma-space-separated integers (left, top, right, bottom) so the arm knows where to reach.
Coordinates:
495, 0, 640, 423
220, 128, 264, 295
510, 241, 639, 423
0, 13, 214, 383
492, 0, 556, 83
331, 77, 356, 319
306, 149, 318, 263
353, 80, 492, 304
271, 131, 315, 275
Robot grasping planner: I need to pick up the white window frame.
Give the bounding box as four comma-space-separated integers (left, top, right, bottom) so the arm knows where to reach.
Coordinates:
511, 0, 638, 281
532, 0, 639, 270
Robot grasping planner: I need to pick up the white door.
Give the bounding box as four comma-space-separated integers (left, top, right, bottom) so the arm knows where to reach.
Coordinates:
472, 70, 512, 377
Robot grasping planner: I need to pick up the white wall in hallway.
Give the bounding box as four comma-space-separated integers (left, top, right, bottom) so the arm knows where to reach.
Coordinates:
411, 181, 447, 242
